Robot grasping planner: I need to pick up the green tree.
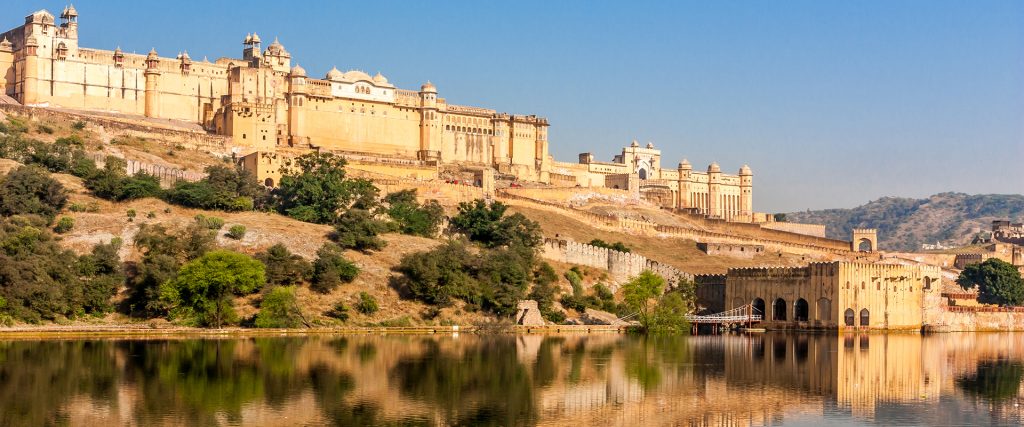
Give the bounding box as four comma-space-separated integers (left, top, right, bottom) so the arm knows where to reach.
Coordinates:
957, 258, 1024, 306
255, 286, 306, 328
647, 292, 691, 334
164, 164, 267, 211
527, 262, 565, 323
0, 165, 67, 222
383, 189, 444, 237
393, 240, 476, 306
272, 152, 352, 224
160, 250, 266, 327
450, 200, 541, 248
255, 243, 311, 286
622, 270, 666, 328
310, 243, 359, 294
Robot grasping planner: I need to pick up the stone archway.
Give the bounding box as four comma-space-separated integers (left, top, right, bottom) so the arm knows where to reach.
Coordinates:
794, 298, 809, 322
860, 308, 870, 327
773, 298, 787, 321
753, 298, 766, 319
851, 228, 878, 252
844, 308, 855, 326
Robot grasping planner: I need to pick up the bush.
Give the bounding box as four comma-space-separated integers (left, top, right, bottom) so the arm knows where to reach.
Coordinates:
384, 189, 444, 237
354, 291, 379, 315
256, 243, 311, 286
68, 203, 86, 212
273, 153, 360, 224
194, 214, 224, 230
226, 224, 246, 240
324, 301, 350, 321
255, 286, 305, 328
146, 211, 156, 219
126, 209, 136, 222
310, 243, 359, 294
0, 165, 67, 223
71, 121, 86, 131
589, 239, 631, 253
53, 216, 74, 234
564, 270, 583, 296
128, 223, 215, 316
84, 157, 161, 201
36, 124, 53, 134
160, 250, 266, 327
528, 262, 566, 322
449, 200, 541, 248
332, 208, 387, 252
394, 240, 476, 306
163, 165, 266, 211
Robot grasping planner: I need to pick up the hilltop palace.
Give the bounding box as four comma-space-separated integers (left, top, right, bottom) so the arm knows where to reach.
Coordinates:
1, 7, 762, 221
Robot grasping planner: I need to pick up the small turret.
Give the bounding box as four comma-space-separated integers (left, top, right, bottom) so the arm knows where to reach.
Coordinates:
420, 81, 437, 93
708, 162, 721, 173
290, 64, 306, 77
678, 158, 692, 170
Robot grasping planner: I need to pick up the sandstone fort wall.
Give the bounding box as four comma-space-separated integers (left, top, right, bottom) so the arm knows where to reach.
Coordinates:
542, 238, 692, 290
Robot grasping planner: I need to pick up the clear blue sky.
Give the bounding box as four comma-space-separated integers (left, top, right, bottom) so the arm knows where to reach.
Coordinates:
11, 1, 1024, 212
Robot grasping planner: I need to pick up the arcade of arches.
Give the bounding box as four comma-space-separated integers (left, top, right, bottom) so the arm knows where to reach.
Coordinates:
725, 261, 942, 330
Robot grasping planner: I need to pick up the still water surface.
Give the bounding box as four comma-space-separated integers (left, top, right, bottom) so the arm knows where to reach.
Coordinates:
1, 333, 1022, 426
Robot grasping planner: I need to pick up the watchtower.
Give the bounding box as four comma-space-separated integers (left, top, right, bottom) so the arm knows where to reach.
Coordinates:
852, 228, 878, 252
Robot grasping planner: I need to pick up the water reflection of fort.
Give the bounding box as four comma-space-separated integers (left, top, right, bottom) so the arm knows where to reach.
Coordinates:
1, 333, 1023, 426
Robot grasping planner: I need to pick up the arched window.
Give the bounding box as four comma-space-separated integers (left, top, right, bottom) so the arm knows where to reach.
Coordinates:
773, 298, 787, 321
794, 298, 809, 322
844, 309, 855, 326
264, 178, 274, 187
860, 308, 870, 327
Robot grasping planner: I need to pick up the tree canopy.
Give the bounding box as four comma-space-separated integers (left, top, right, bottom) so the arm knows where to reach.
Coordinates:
0, 165, 67, 223
957, 258, 1024, 306
160, 250, 266, 327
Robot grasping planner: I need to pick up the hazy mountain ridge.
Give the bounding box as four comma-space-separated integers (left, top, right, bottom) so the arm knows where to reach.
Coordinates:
785, 192, 1024, 251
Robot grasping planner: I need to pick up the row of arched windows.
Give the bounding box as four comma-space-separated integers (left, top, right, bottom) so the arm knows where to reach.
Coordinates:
752, 297, 869, 326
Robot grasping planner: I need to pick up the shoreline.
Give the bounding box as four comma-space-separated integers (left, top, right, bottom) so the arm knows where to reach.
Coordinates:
0, 324, 630, 338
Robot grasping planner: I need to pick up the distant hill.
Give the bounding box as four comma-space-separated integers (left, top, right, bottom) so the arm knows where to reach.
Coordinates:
784, 193, 1024, 251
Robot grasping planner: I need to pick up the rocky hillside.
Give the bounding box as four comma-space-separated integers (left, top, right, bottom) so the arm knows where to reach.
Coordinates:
785, 193, 1024, 251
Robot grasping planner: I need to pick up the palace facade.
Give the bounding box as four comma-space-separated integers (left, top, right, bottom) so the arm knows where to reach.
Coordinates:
0, 7, 551, 182
1, 6, 764, 222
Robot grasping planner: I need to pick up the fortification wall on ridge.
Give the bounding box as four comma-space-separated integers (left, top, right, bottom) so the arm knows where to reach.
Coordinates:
542, 238, 692, 290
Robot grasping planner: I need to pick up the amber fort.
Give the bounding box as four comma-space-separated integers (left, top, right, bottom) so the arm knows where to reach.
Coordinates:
2, 6, 1023, 332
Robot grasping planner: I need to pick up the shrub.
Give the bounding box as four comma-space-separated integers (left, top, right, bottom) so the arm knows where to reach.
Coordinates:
528, 262, 566, 322
383, 189, 444, 237
226, 224, 246, 240
194, 214, 224, 230
128, 223, 215, 316
86, 202, 100, 213
36, 124, 53, 134
126, 209, 136, 222
256, 243, 311, 286
589, 239, 631, 253
354, 291, 379, 315
71, 121, 86, 131
146, 211, 156, 219
449, 200, 541, 248
68, 203, 86, 212
255, 286, 305, 328
0, 165, 68, 223
394, 240, 476, 306
84, 158, 161, 201
564, 270, 583, 296
324, 301, 350, 321
160, 250, 266, 327
53, 216, 74, 234
310, 243, 359, 294
163, 165, 266, 211
332, 208, 387, 252
273, 153, 354, 224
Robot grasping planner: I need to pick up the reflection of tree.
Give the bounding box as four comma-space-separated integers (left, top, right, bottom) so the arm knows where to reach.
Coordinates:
389, 336, 538, 426
956, 360, 1024, 402
623, 335, 692, 391
0, 340, 119, 426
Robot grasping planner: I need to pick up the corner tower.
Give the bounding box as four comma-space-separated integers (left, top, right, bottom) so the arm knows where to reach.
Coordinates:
739, 164, 753, 222
418, 81, 440, 161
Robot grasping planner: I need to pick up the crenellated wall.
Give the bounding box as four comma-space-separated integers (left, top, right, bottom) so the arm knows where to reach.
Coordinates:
541, 238, 692, 290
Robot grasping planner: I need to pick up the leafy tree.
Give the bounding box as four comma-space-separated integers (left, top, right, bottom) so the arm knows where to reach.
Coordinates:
332, 208, 387, 252
84, 157, 162, 201
622, 270, 666, 328
255, 243, 311, 286
354, 292, 379, 315
393, 240, 476, 306
477, 246, 533, 316
161, 250, 266, 327
74, 238, 124, 314
255, 286, 306, 328
449, 200, 542, 248
310, 243, 359, 294
164, 164, 266, 211
0, 165, 67, 222
272, 153, 352, 224
647, 292, 691, 334
383, 189, 444, 237
527, 262, 565, 323
957, 259, 1024, 306
128, 224, 216, 316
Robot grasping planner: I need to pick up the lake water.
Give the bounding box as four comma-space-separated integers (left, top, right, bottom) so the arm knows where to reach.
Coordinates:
1, 332, 1022, 426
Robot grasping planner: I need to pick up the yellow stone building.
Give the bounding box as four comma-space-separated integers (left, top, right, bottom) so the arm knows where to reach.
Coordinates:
0, 7, 552, 183
553, 140, 754, 221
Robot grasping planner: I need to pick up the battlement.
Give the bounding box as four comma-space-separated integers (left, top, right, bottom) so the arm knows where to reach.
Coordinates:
542, 238, 692, 290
